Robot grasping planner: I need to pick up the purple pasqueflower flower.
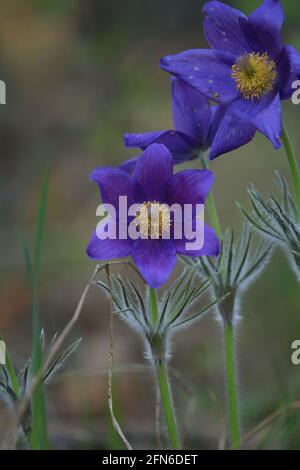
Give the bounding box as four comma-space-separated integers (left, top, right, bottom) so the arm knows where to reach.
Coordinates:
160, 0, 300, 160
87, 143, 220, 288
121, 78, 219, 172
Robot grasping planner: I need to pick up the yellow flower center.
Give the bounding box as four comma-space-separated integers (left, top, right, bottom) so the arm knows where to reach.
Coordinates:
232, 52, 276, 100
134, 201, 171, 239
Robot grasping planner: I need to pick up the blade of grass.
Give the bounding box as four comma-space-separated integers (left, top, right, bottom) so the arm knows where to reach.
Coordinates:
19, 231, 34, 287
20, 164, 50, 450
0, 336, 20, 396
2, 264, 102, 450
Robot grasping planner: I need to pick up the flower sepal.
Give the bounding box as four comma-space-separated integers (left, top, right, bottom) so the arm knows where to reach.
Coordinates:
94, 264, 222, 358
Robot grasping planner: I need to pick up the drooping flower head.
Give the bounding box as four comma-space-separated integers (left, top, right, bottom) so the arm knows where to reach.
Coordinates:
160, 0, 300, 160
121, 78, 219, 171
87, 143, 220, 288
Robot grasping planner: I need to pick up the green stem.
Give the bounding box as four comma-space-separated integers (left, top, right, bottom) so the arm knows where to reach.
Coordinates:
148, 287, 180, 449
155, 361, 181, 450
149, 287, 159, 328
224, 322, 240, 450
206, 191, 222, 240
282, 126, 300, 218
198, 152, 222, 239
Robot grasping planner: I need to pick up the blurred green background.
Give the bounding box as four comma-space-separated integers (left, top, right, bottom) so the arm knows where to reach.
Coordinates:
1, 0, 300, 449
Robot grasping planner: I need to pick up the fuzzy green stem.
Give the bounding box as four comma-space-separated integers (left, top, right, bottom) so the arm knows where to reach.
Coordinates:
224, 322, 240, 450
155, 361, 180, 450
148, 289, 180, 449
149, 287, 159, 328
282, 126, 300, 218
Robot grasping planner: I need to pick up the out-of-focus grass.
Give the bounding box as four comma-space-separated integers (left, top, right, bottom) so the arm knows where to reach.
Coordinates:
20, 165, 50, 449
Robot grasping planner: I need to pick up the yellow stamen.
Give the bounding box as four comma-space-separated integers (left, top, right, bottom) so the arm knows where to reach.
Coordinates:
232, 52, 276, 100
134, 201, 171, 239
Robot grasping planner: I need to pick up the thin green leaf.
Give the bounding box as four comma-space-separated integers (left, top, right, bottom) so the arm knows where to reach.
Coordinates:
165, 277, 210, 328
239, 245, 272, 285
233, 230, 252, 285
237, 203, 284, 243
127, 280, 150, 329
173, 297, 223, 329
157, 290, 172, 331
19, 231, 34, 287
225, 231, 234, 290
0, 336, 20, 397
28, 164, 50, 450
44, 338, 82, 384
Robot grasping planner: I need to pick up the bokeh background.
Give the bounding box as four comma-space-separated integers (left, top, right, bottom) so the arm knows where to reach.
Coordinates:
1, 0, 300, 450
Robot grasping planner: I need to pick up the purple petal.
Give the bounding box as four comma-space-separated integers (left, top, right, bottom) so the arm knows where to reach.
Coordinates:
209, 105, 256, 160
124, 130, 170, 149
124, 130, 197, 164
167, 169, 214, 206
86, 231, 133, 260
172, 78, 211, 145
230, 89, 278, 117
248, 0, 284, 56
174, 224, 220, 257
119, 156, 140, 174
238, 18, 269, 57
249, 0, 284, 31
90, 168, 136, 209
253, 93, 282, 149
206, 104, 223, 146
133, 143, 173, 202
132, 239, 177, 288
161, 49, 239, 104
278, 45, 300, 100
203, 1, 250, 56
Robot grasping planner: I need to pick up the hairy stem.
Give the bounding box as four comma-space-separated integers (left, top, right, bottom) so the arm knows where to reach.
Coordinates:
148, 289, 180, 449
224, 322, 240, 450
282, 126, 300, 218
155, 361, 180, 450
